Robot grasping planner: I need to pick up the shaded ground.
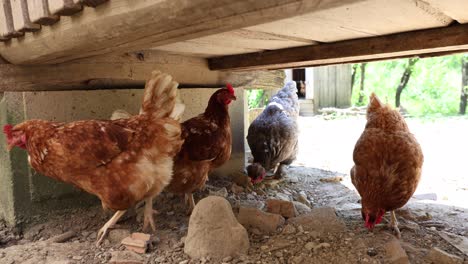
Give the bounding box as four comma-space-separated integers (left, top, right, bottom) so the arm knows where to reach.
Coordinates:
0, 115, 467, 263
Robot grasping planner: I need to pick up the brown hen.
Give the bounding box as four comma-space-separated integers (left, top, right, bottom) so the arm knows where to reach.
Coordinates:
351, 93, 423, 238
166, 85, 236, 213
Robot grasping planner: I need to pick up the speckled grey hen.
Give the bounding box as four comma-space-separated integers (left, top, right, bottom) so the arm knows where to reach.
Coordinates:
246, 81, 299, 183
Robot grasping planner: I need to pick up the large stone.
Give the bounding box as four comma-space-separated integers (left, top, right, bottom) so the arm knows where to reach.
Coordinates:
237, 207, 285, 234
287, 207, 345, 234
265, 199, 297, 218
385, 239, 410, 264
426, 247, 463, 264
184, 196, 249, 259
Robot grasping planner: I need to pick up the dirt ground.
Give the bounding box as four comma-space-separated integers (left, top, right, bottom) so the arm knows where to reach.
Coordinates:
0, 115, 467, 264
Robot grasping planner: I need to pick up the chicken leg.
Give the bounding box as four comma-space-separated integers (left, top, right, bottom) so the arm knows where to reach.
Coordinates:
184, 193, 195, 215
96, 210, 127, 245
142, 196, 158, 232
273, 164, 286, 179
389, 211, 401, 239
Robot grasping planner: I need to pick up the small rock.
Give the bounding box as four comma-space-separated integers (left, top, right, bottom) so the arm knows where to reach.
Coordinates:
72, 256, 83, 260
426, 247, 463, 264
293, 201, 311, 215
287, 176, 299, 183
266, 199, 297, 218
179, 261, 189, 264
185, 196, 249, 259
314, 243, 331, 251
260, 245, 269, 251
210, 187, 228, 198
295, 193, 311, 207
239, 199, 265, 210
246, 194, 256, 200
222, 256, 233, 262
281, 225, 296, 235
291, 256, 304, 264
121, 233, 151, 254
385, 239, 410, 264
304, 242, 316, 251
367, 248, 378, 257
288, 207, 345, 234
275, 193, 290, 201
237, 207, 285, 234
297, 225, 304, 233
109, 251, 144, 264
231, 183, 244, 194
108, 229, 131, 244
319, 176, 343, 183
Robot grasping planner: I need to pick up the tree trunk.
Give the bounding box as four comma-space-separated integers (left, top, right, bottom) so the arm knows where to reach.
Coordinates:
358, 63, 367, 104
460, 56, 468, 115
395, 58, 419, 108
351, 64, 358, 95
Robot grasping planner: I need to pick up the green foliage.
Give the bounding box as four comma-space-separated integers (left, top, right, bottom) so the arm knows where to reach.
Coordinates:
246, 89, 267, 109
351, 54, 466, 116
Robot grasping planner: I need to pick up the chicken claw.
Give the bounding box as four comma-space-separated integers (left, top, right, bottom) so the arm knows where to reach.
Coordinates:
389, 211, 401, 239
184, 193, 195, 215
273, 164, 286, 179
142, 197, 158, 232
96, 210, 126, 246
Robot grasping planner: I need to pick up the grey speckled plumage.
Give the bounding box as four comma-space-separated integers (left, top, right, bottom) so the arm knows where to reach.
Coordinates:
247, 81, 299, 172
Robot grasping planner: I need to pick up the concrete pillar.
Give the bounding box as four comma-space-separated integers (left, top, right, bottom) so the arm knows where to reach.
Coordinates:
0, 88, 245, 226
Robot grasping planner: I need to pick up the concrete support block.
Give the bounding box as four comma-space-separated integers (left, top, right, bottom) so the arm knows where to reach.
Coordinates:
0, 87, 245, 226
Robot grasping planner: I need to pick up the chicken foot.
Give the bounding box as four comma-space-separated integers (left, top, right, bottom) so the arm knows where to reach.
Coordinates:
142, 196, 159, 232
273, 164, 286, 179
184, 193, 195, 215
96, 210, 127, 246
389, 210, 401, 239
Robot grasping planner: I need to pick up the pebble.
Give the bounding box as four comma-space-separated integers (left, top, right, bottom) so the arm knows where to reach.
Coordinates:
367, 248, 378, 257
282, 225, 296, 235
304, 242, 316, 251
260, 245, 269, 251
222, 256, 233, 262
297, 225, 304, 233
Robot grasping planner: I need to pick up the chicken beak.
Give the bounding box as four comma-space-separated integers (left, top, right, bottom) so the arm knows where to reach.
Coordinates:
230, 95, 237, 101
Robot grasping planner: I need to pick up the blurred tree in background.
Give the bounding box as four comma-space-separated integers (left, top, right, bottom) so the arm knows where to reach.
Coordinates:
351, 53, 466, 116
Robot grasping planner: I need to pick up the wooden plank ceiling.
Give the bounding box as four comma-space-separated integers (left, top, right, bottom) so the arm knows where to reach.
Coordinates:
0, 0, 467, 70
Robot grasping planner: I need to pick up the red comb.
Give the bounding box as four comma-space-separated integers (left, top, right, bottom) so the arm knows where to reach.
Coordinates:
226, 83, 235, 95
3, 124, 13, 139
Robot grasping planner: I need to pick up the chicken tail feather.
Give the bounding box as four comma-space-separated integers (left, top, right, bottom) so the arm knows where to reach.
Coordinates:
110, 109, 132, 120
368, 92, 383, 113
140, 71, 184, 120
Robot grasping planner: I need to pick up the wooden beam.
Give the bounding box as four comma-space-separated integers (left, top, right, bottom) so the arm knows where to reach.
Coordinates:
0, 50, 283, 91
209, 24, 468, 71
0, 51, 224, 91
28, 0, 60, 26
0, 0, 365, 64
